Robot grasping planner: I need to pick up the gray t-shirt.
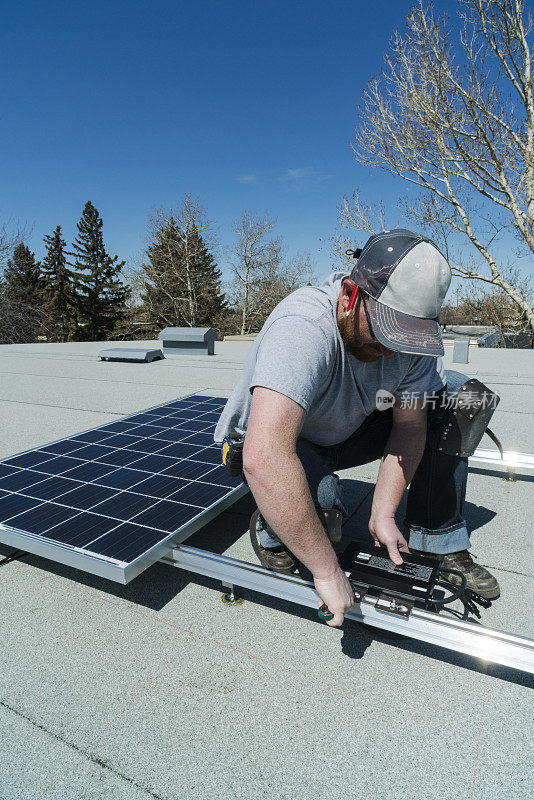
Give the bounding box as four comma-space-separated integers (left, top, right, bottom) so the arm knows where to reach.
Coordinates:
215, 272, 445, 446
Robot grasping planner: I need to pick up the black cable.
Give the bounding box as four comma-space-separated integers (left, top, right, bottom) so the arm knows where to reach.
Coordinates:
0, 549, 27, 567
430, 567, 467, 606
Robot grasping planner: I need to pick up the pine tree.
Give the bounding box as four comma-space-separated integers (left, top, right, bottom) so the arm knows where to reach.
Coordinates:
70, 201, 127, 340
141, 217, 226, 328
141, 216, 183, 327
190, 225, 227, 327
3, 243, 43, 306
41, 225, 78, 341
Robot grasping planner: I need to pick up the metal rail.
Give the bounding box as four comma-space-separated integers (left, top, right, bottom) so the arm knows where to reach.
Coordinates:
162, 545, 534, 675
470, 447, 534, 479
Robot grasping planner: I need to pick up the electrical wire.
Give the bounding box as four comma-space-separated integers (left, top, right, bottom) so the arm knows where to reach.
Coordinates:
430, 566, 467, 606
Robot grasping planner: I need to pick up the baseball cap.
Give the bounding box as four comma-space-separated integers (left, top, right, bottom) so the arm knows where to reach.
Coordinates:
349, 228, 451, 357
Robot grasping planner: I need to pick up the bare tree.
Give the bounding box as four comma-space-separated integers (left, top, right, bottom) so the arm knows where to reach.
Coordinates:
248, 251, 316, 331
0, 217, 26, 270
121, 252, 147, 309
458, 267, 533, 332
229, 212, 316, 334
326, 192, 389, 271
352, 0, 534, 334
230, 212, 282, 334
0, 283, 48, 344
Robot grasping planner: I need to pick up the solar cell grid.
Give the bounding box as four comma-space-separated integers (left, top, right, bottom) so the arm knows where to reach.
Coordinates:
94, 467, 152, 490
0, 464, 15, 478
170, 481, 229, 507
127, 412, 168, 423
92, 523, 164, 561
48, 513, 123, 548
61, 462, 116, 482
0, 394, 245, 582
150, 429, 195, 443
0, 494, 39, 519
131, 499, 195, 531
129, 474, 189, 498
174, 432, 214, 448
52, 483, 118, 510
73, 429, 115, 444
94, 449, 148, 467
37, 456, 89, 475
22, 476, 84, 501
41, 440, 91, 456
161, 459, 216, 480
5, 452, 53, 469
195, 413, 223, 423
99, 433, 144, 448
0, 470, 48, 492
123, 438, 170, 454
67, 444, 116, 460
201, 465, 241, 488
156, 442, 203, 459
102, 421, 139, 434
127, 424, 168, 437
7, 503, 79, 534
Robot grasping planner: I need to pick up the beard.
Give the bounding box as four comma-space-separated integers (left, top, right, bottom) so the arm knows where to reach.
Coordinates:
337, 313, 385, 363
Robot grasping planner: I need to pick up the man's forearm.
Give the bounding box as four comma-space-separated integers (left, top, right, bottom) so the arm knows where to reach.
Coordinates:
244, 453, 338, 578
371, 424, 426, 522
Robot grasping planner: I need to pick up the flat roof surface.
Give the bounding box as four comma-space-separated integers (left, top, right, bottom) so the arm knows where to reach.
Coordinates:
1, 339, 533, 799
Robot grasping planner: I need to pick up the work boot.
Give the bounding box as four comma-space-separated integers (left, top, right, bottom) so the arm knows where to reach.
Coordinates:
440, 551, 500, 600
412, 549, 500, 600
248, 508, 297, 575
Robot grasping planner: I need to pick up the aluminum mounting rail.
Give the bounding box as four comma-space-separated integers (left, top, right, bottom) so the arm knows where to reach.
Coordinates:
470, 447, 534, 479
162, 545, 534, 675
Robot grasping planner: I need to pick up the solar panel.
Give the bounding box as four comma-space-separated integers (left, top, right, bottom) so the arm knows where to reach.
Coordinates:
0, 394, 247, 583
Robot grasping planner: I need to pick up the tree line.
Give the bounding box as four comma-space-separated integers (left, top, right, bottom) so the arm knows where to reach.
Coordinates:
1, 201, 128, 344
3, 1, 533, 345
0, 195, 314, 344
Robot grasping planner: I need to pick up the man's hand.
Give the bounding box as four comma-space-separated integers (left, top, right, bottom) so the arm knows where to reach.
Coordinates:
314, 566, 355, 627
368, 516, 409, 565
369, 402, 425, 566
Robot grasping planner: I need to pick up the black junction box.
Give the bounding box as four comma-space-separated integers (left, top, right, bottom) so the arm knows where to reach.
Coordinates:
339, 544, 440, 607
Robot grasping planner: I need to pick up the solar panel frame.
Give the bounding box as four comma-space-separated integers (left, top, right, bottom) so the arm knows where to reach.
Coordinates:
0, 393, 248, 583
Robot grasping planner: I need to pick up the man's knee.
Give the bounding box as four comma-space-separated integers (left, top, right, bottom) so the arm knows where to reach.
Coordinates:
444, 369, 470, 394
317, 473, 347, 516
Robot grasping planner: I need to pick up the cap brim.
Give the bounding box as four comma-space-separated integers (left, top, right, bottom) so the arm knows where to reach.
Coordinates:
367, 296, 444, 357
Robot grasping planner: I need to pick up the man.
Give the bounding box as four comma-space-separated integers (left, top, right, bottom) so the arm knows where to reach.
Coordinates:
215, 229, 499, 627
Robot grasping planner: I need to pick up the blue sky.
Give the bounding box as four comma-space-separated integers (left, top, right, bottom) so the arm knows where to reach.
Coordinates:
0, 0, 517, 292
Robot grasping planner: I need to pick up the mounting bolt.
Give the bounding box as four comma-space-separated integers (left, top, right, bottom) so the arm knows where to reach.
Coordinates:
221, 582, 244, 606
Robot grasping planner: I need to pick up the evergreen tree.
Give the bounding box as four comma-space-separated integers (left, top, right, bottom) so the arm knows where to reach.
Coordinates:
70, 201, 127, 340
141, 216, 183, 326
191, 226, 227, 326
41, 225, 78, 341
3, 243, 43, 306
141, 217, 226, 328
